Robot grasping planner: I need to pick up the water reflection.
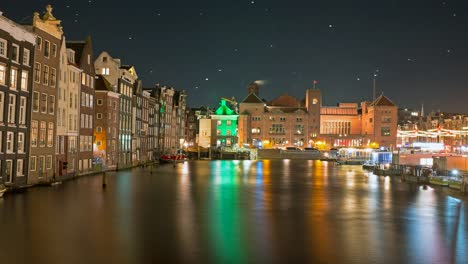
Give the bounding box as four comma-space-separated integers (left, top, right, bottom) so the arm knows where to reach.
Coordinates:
0, 160, 467, 263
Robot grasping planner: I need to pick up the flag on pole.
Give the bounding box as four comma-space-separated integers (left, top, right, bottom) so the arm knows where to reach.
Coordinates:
313, 80, 318, 89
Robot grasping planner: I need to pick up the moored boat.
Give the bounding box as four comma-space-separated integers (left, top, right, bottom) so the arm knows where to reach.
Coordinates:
362, 161, 376, 170
0, 185, 6, 198
160, 153, 186, 164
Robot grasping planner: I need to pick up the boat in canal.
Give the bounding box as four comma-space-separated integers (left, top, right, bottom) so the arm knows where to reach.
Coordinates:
362, 161, 377, 170
159, 151, 186, 164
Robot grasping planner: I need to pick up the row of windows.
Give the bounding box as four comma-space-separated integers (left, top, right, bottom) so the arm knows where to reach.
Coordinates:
56, 108, 78, 131
0, 64, 29, 90
34, 62, 56, 87
0, 38, 30, 65
321, 121, 352, 135
0, 131, 25, 153
80, 113, 93, 129
78, 158, 93, 172
30, 155, 52, 172
32, 92, 55, 114
58, 86, 79, 109
55, 136, 66, 155
0, 92, 27, 125
252, 116, 305, 122
81, 73, 94, 88
36, 36, 57, 59
81, 92, 94, 108
0, 159, 25, 181
120, 83, 132, 97
79, 135, 93, 152
269, 124, 286, 134
30, 121, 54, 148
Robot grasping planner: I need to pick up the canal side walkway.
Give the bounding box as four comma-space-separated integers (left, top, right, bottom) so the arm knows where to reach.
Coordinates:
2, 161, 160, 197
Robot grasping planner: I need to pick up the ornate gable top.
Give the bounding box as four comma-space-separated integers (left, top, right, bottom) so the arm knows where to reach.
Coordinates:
42, 5, 57, 21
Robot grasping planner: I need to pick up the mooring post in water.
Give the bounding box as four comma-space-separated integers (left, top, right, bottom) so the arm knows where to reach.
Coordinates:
462, 174, 468, 194
102, 171, 107, 188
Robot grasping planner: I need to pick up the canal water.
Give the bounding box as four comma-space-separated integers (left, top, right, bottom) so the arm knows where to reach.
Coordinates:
0, 160, 467, 264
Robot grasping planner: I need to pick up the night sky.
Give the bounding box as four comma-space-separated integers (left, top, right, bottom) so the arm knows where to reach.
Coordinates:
3, 0, 468, 112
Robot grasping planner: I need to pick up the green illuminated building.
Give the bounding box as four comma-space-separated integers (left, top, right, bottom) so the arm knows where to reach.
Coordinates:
212, 100, 239, 147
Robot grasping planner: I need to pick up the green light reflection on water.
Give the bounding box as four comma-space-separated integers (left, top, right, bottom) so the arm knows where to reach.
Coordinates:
208, 160, 247, 263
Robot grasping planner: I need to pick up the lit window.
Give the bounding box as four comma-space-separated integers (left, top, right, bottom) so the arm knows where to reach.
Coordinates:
18, 133, 25, 153
39, 121, 46, 147
19, 96, 26, 125
0, 64, 5, 85
31, 121, 38, 147
8, 94, 16, 124
23, 48, 30, 65
381, 127, 391, 137
0, 38, 7, 57
20, 71, 28, 90
17, 159, 24, 176
6, 131, 14, 153
47, 122, 54, 147
10, 68, 17, 89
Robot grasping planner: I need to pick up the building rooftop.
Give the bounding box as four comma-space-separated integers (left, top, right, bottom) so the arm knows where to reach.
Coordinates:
241, 92, 263, 104
370, 94, 396, 107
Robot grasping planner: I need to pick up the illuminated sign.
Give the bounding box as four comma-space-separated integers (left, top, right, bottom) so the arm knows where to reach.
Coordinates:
412, 142, 444, 151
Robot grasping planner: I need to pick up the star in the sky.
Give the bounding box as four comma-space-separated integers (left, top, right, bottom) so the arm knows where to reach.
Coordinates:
128, 36, 134, 40
251, 1, 255, 4
356, 77, 360, 81
195, 86, 199, 89
329, 24, 333, 28
447, 49, 452, 53
205, 78, 209, 81
453, 13, 457, 17
218, 69, 223, 72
